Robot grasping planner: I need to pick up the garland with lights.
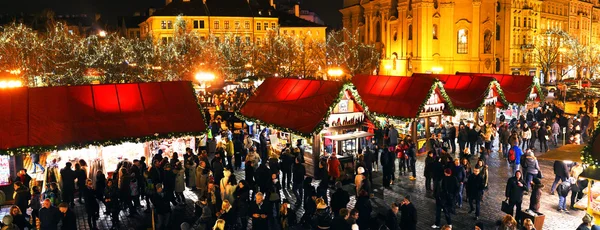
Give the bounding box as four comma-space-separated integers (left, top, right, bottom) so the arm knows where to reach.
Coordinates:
0, 82, 208, 155
449, 80, 510, 112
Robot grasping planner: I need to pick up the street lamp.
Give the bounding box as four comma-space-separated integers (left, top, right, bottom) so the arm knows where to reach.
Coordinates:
327, 68, 344, 79
195, 72, 216, 82
98, 30, 107, 38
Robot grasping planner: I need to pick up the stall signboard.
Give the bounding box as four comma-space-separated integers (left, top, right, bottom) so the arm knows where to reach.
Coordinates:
484, 88, 498, 106
0, 156, 9, 186
419, 93, 445, 117
339, 100, 349, 113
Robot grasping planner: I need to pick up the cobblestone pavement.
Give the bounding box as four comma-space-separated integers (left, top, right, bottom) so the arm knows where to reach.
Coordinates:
384, 145, 584, 230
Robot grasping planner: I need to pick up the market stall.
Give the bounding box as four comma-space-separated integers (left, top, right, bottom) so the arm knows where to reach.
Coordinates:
0, 81, 207, 196
413, 74, 509, 124
457, 72, 544, 120
352, 75, 455, 152
573, 119, 600, 224
237, 78, 375, 176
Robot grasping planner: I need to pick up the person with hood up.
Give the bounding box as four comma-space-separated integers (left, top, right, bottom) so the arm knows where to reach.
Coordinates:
529, 177, 544, 212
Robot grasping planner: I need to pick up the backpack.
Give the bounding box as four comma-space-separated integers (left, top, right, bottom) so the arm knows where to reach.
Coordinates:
508, 148, 516, 163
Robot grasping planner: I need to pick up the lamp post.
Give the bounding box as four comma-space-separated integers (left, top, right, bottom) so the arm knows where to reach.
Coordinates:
195, 72, 216, 93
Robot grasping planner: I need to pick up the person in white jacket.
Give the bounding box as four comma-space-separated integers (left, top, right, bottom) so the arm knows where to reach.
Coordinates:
521, 123, 532, 150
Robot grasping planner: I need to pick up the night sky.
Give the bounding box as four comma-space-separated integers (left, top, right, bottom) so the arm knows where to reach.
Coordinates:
0, 0, 343, 28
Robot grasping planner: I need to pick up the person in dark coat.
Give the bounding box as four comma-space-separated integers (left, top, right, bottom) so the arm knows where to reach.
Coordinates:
457, 125, 469, 155
280, 149, 294, 189
58, 202, 77, 230
212, 151, 226, 184
162, 164, 178, 206
250, 192, 270, 230
39, 199, 61, 230
234, 180, 250, 230
60, 162, 76, 206
95, 171, 106, 201
14, 169, 32, 189
551, 160, 570, 195
331, 208, 352, 230
467, 167, 485, 220
9, 205, 32, 230
538, 124, 549, 152
292, 158, 306, 208
12, 182, 30, 217
330, 182, 350, 217
74, 163, 87, 204
529, 177, 544, 212
259, 130, 269, 160
385, 203, 400, 230
381, 148, 394, 187
104, 179, 120, 229
505, 170, 527, 223
451, 159, 466, 208
355, 190, 372, 230
83, 179, 99, 229
399, 195, 417, 230
233, 137, 244, 171
424, 151, 436, 191
256, 162, 271, 193
468, 126, 479, 156
153, 183, 173, 230
433, 169, 458, 228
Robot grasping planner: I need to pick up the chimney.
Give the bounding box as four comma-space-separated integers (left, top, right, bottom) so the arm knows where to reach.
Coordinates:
166, 0, 172, 6
270, 0, 276, 9
294, 4, 300, 17
148, 8, 156, 16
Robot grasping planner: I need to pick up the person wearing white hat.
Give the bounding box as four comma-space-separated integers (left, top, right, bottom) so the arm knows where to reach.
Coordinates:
355, 167, 365, 194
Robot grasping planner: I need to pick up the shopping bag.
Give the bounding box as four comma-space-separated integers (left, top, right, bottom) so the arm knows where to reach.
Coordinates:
501, 199, 512, 214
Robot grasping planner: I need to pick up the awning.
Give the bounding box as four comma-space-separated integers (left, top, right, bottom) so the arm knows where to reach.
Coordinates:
0, 81, 207, 154
237, 78, 347, 137
579, 167, 600, 181
413, 73, 508, 111
456, 72, 543, 104
324, 131, 374, 141
352, 75, 455, 119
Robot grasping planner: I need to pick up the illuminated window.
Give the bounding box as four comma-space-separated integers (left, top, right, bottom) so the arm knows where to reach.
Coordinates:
245, 21, 250, 29
224, 21, 230, 29
271, 23, 276, 29
235, 21, 240, 29
264, 23, 268, 30
257, 22, 261, 30
167, 21, 173, 29
408, 24, 413, 40
161, 21, 167, 29
457, 29, 468, 54
433, 24, 438, 39
214, 21, 220, 29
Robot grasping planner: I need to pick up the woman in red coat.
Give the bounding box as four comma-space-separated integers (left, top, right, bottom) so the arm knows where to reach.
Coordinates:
327, 154, 341, 181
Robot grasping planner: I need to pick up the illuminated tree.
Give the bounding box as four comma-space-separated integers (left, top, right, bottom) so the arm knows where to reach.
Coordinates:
534, 29, 571, 83
40, 22, 87, 86
0, 23, 43, 86
219, 33, 253, 80
327, 28, 380, 78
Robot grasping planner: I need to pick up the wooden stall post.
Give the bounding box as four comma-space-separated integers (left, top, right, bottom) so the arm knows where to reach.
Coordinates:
312, 133, 321, 178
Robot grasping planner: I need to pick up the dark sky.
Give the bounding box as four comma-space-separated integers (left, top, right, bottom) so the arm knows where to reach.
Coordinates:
0, 0, 343, 28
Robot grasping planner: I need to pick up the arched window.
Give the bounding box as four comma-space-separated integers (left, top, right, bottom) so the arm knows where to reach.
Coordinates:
457, 29, 468, 54
376, 21, 381, 42
484, 30, 492, 54
433, 24, 438, 39
496, 58, 501, 72
496, 1, 501, 12
496, 23, 501, 40
434, 0, 439, 9
408, 24, 413, 40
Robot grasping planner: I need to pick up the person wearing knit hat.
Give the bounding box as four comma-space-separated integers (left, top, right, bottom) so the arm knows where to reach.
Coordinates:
2, 215, 16, 230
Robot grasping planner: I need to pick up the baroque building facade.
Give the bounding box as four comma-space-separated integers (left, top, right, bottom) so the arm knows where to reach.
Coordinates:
341, 0, 600, 78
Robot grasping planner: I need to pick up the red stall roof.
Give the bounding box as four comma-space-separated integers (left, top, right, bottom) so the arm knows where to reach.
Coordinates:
238, 78, 348, 137
352, 75, 455, 119
456, 72, 543, 104
413, 73, 508, 111
0, 81, 207, 154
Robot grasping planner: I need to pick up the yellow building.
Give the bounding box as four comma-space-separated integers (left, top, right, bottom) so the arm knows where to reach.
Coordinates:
341, 0, 600, 78
138, 0, 326, 43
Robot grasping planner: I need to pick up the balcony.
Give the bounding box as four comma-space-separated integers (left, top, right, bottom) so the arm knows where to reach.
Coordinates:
521, 44, 535, 49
